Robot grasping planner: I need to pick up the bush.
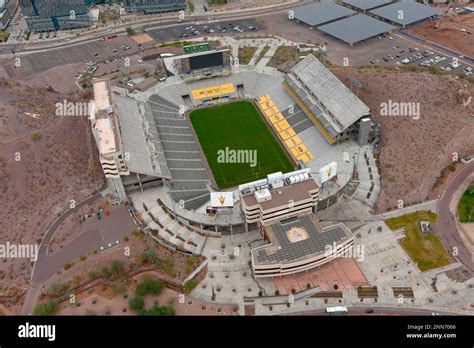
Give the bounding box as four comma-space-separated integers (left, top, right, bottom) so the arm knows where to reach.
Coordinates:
50, 283, 69, 296
156, 257, 175, 277
126, 27, 136, 36
63, 262, 72, 271
31, 133, 41, 141
110, 261, 125, 277
101, 266, 112, 279
33, 301, 59, 316
88, 270, 98, 280
142, 305, 175, 316
136, 278, 165, 296
128, 296, 145, 312
183, 279, 197, 294
139, 250, 158, 264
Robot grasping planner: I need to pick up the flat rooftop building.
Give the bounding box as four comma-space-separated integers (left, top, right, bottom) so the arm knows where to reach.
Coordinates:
240, 169, 319, 226
19, 0, 91, 32
251, 214, 354, 277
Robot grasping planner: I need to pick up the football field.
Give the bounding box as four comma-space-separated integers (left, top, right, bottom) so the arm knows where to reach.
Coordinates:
189, 101, 294, 189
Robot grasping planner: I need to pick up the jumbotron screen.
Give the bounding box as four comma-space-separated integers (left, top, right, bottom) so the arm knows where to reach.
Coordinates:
189, 52, 224, 70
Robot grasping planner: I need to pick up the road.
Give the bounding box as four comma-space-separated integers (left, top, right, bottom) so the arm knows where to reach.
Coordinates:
0, 1, 301, 57
434, 161, 474, 273
288, 306, 467, 316
21, 192, 102, 314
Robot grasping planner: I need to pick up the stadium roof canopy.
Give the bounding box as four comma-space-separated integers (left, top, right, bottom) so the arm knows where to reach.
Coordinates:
318, 14, 395, 45
293, 1, 356, 27
370, 0, 441, 27
114, 95, 169, 178
342, 0, 393, 11
290, 54, 370, 132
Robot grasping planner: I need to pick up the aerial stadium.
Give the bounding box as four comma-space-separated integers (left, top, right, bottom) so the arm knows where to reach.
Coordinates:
89, 44, 379, 277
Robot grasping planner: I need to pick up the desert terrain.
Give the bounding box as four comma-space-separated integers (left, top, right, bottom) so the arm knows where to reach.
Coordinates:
334, 67, 474, 212
0, 79, 104, 294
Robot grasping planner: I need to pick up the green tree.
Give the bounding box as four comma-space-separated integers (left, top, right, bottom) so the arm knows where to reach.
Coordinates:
135, 278, 164, 296
128, 296, 145, 312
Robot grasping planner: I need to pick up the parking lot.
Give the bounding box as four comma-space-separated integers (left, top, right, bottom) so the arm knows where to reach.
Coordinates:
367, 33, 472, 76
261, 11, 473, 75
146, 18, 265, 42
2, 35, 141, 79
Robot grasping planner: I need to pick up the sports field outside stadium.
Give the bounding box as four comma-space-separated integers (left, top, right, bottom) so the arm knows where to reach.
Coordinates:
189, 101, 294, 189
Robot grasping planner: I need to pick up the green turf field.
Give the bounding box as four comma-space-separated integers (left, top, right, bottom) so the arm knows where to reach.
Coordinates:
458, 184, 474, 223
189, 101, 294, 189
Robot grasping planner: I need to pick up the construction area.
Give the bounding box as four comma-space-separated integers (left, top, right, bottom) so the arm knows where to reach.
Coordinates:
406, 10, 474, 58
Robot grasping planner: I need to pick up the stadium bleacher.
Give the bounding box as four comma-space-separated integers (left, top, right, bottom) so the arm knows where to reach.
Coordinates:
257, 95, 314, 164
148, 94, 211, 210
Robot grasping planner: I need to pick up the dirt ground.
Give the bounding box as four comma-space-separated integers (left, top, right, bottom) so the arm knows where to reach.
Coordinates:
0, 79, 104, 292
24, 63, 84, 94
43, 233, 202, 294
333, 67, 474, 212
407, 12, 474, 58
58, 286, 236, 316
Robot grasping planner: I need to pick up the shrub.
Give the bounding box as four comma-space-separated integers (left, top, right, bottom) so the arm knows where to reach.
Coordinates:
142, 305, 175, 316
110, 261, 125, 277
139, 250, 158, 264
135, 278, 165, 296
183, 279, 197, 294
101, 266, 112, 279
50, 283, 69, 296
33, 301, 59, 315
88, 270, 98, 280
31, 132, 42, 141
128, 296, 145, 312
